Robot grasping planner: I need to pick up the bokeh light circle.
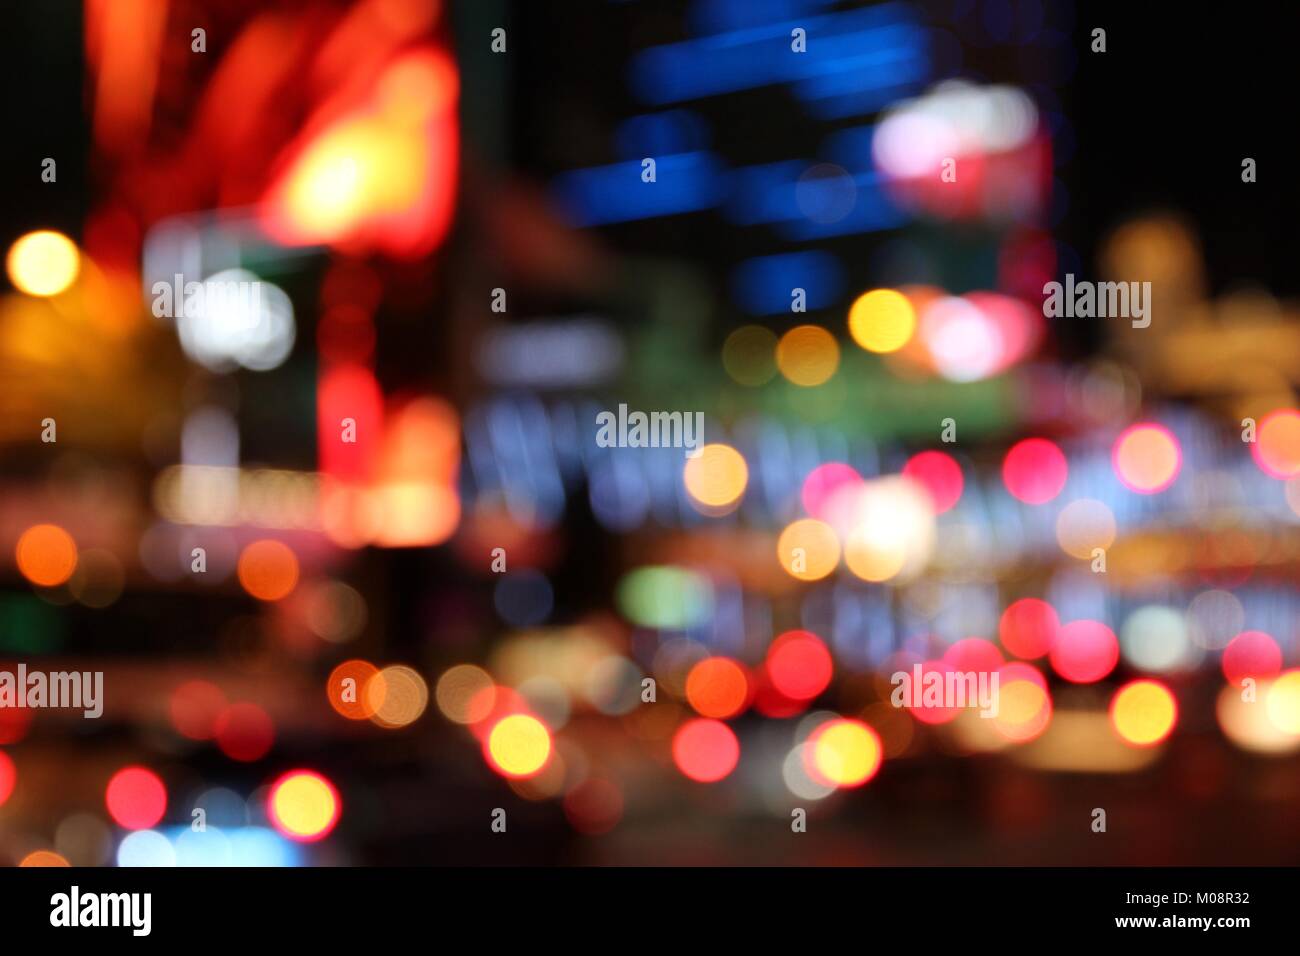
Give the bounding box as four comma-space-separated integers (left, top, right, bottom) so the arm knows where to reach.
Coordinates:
367, 665, 429, 729
776, 325, 839, 386
685, 657, 749, 719
169, 680, 227, 740
15, 524, 78, 587
807, 718, 883, 787
1112, 423, 1182, 493
268, 770, 341, 842
776, 518, 841, 581
683, 443, 749, 512
214, 702, 275, 762
766, 631, 833, 701
848, 288, 916, 353
1252, 409, 1300, 479
6, 230, 80, 296
902, 450, 964, 513
1002, 438, 1068, 504
435, 664, 496, 724
1265, 670, 1300, 735
722, 325, 778, 386
486, 713, 553, 778
672, 718, 740, 783
1049, 620, 1119, 683
105, 767, 167, 830
1110, 679, 1178, 746
327, 659, 381, 720
1221, 631, 1282, 686
236, 539, 300, 601
998, 597, 1058, 659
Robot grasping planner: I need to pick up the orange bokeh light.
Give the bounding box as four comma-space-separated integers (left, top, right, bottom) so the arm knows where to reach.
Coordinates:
15, 524, 78, 587
776, 518, 841, 581
1252, 409, 1300, 479
685, 657, 750, 719
683, 443, 749, 513
1112, 423, 1182, 494
328, 659, 382, 720
237, 539, 300, 601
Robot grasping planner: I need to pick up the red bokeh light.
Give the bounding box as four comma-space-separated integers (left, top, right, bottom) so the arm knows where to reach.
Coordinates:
1221, 630, 1283, 685
0, 751, 15, 807
765, 630, 834, 701
903, 450, 965, 513
0, 705, 32, 746
563, 778, 624, 835
905, 660, 961, 725
672, 718, 740, 783
1049, 620, 1120, 683
1002, 438, 1068, 504
942, 637, 1004, 673
105, 766, 167, 830
999, 598, 1059, 659
214, 702, 275, 762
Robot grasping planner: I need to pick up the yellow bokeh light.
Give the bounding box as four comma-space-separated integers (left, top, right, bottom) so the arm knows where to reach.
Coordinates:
811, 719, 882, 787
843, 527, 906, 582
991, 680, 1051, 742
434, 664, 495, 724
6, 230, 80, 296
848, 288, 916, 354
776, 325, 839, 386
683, 443, 749, 512
1265, 669, 1300, 735
487, 713, 552, 778
270, 772, 340, 840
722, 325, 778, 386
1110, 679, 1177, 746
1216, 681, 1300, 754
777, 518, 840, 581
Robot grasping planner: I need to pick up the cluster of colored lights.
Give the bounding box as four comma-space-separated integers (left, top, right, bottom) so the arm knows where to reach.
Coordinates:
723, 283, 1045, 392
1, 763, 337, 865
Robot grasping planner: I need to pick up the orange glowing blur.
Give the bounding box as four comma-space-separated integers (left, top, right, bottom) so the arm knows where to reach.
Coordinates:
1253, 409, 1300, 479
1112, 423, 1182, 494
328, 660, 382, 720
261, 49, 459, 258
683, 443, 749, 513
19, 850, 70, 868
15, 524, 78, 587
236, 539, 300, 601
776, 518, 840, 581
685, 657, 750, 719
